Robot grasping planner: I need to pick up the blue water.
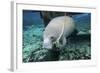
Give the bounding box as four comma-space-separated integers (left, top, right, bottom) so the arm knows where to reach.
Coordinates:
72, 13, 91, 32
23, 10, 44, 31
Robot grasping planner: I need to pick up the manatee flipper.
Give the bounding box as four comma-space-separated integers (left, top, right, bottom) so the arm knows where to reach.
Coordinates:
62, 37, 67, 47
59, 36, 66, 49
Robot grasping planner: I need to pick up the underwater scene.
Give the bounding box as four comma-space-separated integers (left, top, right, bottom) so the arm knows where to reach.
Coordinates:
23, 10, 91, 63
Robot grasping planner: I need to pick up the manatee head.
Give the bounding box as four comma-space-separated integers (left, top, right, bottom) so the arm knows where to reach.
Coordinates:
43, 36, 55, 49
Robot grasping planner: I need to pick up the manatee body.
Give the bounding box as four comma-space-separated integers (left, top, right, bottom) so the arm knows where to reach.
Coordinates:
43, 16, 75, 49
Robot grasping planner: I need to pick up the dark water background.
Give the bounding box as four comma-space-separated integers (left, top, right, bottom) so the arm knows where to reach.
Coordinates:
23, 10, 91, 62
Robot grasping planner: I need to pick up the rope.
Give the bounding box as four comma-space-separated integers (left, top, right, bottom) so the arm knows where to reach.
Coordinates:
53, 13, 66, 46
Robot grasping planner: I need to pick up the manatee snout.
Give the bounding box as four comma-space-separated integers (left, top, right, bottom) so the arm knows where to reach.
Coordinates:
43, 38, 53, 49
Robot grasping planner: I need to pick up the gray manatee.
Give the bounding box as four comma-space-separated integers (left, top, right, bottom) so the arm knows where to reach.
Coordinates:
43, 16, 75, 50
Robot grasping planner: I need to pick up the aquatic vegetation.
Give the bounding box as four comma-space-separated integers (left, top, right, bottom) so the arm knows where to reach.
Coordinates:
23, 24, 45, 62
23, 24, 91, 62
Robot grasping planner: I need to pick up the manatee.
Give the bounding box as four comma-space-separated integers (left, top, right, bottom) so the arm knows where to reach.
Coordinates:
43, 16, 75, 50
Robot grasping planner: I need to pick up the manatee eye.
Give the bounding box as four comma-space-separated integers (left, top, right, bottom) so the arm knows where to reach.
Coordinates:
50, 36, 55, 42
